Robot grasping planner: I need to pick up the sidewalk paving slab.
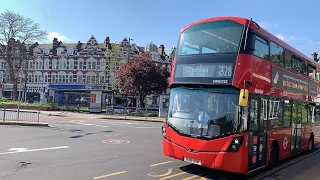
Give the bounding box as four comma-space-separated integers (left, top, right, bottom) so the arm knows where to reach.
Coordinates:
0, 121, 49, 127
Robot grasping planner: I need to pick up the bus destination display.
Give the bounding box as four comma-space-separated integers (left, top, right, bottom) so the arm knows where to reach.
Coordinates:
175, 63, 233, 78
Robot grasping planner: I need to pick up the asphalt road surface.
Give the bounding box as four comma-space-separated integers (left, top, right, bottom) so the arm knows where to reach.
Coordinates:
0, 117, 320, 180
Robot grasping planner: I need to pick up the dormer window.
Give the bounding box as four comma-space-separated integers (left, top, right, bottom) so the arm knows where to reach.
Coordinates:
43, 49, 49, 55
67, 48, 74, 56
56, 48, 63, 55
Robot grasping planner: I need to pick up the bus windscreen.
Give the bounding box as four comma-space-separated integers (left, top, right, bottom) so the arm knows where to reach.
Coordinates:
177, 20, 244, 56
167, 87, 241, 138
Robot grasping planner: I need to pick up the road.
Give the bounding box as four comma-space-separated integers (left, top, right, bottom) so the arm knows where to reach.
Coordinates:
0, 116, 319, 180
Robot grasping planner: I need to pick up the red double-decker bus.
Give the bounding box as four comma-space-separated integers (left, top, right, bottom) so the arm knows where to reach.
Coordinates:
162, 16, 320, 174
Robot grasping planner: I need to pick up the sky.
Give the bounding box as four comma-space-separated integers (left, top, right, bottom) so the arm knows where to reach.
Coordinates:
0, 0, 319, 56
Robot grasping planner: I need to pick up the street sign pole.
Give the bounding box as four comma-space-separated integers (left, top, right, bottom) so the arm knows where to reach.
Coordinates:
16, 69, 24, 121
17, 77, 22, 121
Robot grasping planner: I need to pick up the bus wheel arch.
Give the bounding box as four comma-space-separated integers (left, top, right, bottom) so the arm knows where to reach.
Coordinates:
267, 140, 279, 170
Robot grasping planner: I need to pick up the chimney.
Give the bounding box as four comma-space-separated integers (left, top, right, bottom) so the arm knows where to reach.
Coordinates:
104, 36, 112, 50
53, 38, 59, 48
159, 44, 165, 55
312, 52, 319, 62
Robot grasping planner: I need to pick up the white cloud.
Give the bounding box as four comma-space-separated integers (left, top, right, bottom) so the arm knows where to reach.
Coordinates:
47, 32, 71, 43
275, 34, 296, 42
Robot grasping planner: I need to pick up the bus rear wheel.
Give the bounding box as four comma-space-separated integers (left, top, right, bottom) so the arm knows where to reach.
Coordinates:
307, 135, 314, 153
267, 144, 278, 170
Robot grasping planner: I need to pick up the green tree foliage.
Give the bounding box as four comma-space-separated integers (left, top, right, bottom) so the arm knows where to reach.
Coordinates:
105, 43, 120, 89
105, 43, 120, 56
116, 53, 170, 107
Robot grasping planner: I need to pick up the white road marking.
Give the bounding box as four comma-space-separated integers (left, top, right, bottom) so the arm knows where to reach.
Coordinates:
74, 122, 109, 128
73, 120, 158, 129
102, 121, 158, 129
0, 146, 69, 155
7, 148, 28, 151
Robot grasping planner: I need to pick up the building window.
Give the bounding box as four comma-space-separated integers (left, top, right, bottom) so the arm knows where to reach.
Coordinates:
67, 48, 74, 56
254, 35, 269, 60
68, 73, 73, 83
38, 61, 43, 70
100, 60, 106, 70
44, 74, 48, 83
57, 48, 63, 55
35, 61, 39, 70
86, 75, 90, 84
87, 62, 92, 69
69, 60, 74, 70
28, 74, 32, 83
1, 62, 5, 69
59, 74, 66, 83
43, 49, 49, 55
52, 60, 57, 70
28, 61, 33, 70
77, 72, 83, 84
99, 72, 105, 84
52, 73, 56, 83
92, 62, 96, 70
59, 60, 67, 70
92, 76, 96, 84
44, 60, 50, 70
86, 73, 96, 84
33, 73, 42, 83
78, 61, 83, 70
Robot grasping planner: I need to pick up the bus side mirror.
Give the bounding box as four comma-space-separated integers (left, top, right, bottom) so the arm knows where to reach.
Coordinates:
239, 89, 249, 107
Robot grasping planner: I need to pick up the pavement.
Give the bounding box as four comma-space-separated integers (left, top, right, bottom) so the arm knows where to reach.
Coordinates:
40, 110, 166, 122
0, 113, 320, 179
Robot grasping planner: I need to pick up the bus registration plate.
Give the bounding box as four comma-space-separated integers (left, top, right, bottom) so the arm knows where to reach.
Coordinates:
183, 157, 201, 165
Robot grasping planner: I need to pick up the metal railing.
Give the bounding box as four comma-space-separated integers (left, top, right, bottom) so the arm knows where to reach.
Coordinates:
106, 105, 160, 119
0, 106, 40, 123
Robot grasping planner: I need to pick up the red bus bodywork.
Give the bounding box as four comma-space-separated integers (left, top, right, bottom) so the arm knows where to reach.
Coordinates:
163, 16, 320, 174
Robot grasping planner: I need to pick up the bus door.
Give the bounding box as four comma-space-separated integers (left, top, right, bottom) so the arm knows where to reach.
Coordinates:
291, 102, 302, 154
248, 97, 267, 171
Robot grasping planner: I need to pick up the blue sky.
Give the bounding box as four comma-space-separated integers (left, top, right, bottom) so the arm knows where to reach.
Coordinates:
1, 0, 319, 56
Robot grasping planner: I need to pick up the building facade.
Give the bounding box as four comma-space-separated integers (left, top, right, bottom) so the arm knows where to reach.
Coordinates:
0, 36, 174, 108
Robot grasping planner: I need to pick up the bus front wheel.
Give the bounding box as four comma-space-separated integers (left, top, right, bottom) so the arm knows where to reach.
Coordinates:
267, 143, 278, 170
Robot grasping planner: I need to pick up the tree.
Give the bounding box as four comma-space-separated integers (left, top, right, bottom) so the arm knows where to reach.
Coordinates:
0, 10, 47, 100
105, 42, 120, 89
116, 53, 170, 108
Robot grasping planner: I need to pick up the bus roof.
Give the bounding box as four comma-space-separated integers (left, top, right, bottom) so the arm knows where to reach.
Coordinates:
181, 16, 319, 68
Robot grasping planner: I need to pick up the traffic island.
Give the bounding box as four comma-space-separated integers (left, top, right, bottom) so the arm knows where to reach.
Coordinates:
0, 121, 49, 127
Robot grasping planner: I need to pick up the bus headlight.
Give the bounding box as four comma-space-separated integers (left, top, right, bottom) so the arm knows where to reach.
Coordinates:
162, 125, 166, 138
226, 136, 243, 152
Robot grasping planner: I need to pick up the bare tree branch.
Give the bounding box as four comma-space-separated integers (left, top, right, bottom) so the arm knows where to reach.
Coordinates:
0, 10, 47, 100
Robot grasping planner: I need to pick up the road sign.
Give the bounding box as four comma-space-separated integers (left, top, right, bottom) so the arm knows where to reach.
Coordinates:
16, 70, 25, 79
